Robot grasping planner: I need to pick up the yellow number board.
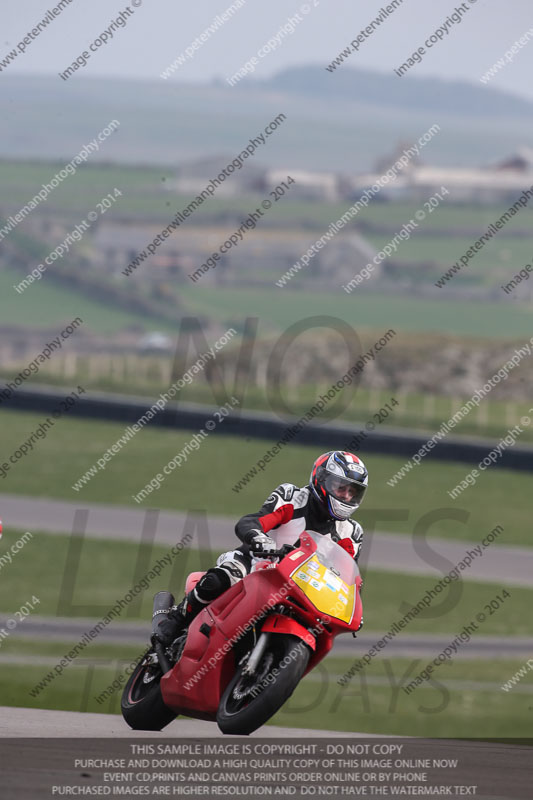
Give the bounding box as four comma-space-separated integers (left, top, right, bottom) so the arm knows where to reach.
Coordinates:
290, 555, 355, 624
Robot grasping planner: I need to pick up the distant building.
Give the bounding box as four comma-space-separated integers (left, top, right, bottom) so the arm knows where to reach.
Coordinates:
374, 141, 420, 175
170, 156, 265, 197
88, 222, 378, 286
90, 224, 185, 277
348, 145, 533, 205
400, 165, 533, 204
137, 332, 174, 354
170, 160, 342, 203
319, 233, 380, 285
495, 147, 533, 173
265, 169, 340, 202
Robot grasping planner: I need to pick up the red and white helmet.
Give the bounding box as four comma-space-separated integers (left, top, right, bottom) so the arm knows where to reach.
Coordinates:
310, 451, 368, 520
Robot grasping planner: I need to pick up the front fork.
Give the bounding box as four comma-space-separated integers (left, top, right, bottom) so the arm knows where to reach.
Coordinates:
242, 614, 317, 676
242, 633, 270, 675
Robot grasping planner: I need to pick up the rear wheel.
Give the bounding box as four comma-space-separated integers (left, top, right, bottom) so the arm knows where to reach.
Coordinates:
217, 634, 310, 735
121, 650, 176, 731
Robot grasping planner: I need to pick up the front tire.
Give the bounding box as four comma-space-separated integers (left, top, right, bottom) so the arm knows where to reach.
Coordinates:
217, 634, 310, 735
121, 650, 176, 731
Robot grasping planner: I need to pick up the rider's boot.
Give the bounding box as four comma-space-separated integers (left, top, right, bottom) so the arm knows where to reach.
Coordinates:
153, 568, 232, 646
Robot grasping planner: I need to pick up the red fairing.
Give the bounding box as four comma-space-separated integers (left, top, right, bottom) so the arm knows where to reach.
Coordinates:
259, 503, 294, 533
261, 614, 316, 650
160, 569, 292, 719
159, 532, 363, 722
354, 586, 363, 633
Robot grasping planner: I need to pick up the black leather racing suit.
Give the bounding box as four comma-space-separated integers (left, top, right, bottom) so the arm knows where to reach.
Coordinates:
214, 482, 364, 585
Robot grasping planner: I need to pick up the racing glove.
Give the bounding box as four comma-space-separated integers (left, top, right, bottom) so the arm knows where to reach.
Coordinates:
338, 538, 355, 558
246, 529, 277, 554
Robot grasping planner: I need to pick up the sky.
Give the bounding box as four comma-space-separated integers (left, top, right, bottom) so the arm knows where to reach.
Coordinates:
2, 0, 533, 100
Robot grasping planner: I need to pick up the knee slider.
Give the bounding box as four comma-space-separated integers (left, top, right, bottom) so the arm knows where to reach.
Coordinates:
196, 567, 231, 601
218, 559, 247, 586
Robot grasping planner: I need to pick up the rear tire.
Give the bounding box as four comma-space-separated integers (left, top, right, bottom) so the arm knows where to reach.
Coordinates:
217, 634, 310, 735
121, 650, 176, 731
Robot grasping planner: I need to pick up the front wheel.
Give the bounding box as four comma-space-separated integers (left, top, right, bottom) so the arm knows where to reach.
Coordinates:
217, 634, 310, 735
121, 649, 176, 731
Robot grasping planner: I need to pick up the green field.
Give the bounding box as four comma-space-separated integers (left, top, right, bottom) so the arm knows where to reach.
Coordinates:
4, 197, 533, 337
0, 265, 177, 334
0, 162, 166, 220
5, 259, 532, 338
177, 285, 533, 339
364, 232, 533, 279
0, 408, 529, 546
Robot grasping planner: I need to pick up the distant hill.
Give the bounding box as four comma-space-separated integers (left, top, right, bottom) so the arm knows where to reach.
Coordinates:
258, 65, 533, 118
0, 70, 531, 171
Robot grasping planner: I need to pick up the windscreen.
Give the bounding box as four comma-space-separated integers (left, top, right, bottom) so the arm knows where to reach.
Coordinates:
289, 531, 360, 624
306, 530, 359, 584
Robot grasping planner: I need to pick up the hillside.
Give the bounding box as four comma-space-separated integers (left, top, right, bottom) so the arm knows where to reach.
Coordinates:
0, 71, 531, 171
261, 65, 533, 117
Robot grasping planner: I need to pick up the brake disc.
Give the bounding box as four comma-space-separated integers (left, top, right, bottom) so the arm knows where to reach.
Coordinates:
233, 651, 274, 700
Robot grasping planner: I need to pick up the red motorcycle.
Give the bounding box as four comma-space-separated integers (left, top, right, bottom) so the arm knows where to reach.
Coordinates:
121, 531, 363, 735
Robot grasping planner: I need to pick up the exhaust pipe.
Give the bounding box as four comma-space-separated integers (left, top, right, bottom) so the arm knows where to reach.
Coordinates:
151, 591, 175, 636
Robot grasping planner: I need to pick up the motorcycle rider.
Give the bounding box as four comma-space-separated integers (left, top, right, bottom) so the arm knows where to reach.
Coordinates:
154, 450, 368, 646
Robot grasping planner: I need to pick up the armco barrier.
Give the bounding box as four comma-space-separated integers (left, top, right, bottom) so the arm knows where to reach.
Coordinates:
2, 385, 532, 471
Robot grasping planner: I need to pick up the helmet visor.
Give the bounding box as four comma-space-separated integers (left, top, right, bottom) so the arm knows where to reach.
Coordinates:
324, 475, 366, 506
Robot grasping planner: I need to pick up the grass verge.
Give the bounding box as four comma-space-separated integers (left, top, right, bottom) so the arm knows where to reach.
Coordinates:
0, 409, 530, 546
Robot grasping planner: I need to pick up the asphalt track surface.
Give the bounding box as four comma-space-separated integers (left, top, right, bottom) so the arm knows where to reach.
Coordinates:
0, 706, 358, 738
2, 493, 532, 586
